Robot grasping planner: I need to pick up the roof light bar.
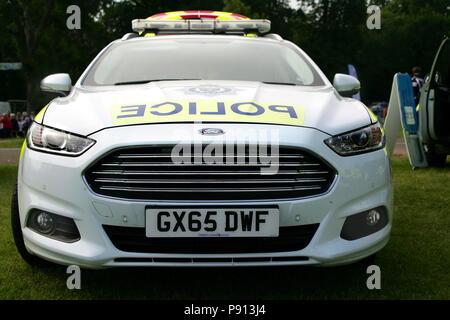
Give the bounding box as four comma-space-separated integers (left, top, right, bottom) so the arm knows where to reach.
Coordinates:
131, 19, 271, 34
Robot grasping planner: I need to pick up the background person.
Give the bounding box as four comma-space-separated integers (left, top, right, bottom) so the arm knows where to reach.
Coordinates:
411, 66, 424, 106
0, 113, 13, 138
16, 112, 25, 137
10, 113, 19, 137
21, 112, 32, 134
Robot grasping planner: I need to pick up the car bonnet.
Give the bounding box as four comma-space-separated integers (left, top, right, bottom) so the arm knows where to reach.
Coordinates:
40, 80, 373, 137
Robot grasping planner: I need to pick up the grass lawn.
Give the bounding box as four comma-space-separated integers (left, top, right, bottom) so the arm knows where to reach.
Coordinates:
0, 138, 24, 149
0, 158, 449, 300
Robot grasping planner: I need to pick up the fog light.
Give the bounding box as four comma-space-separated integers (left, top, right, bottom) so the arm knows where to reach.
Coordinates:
366, 210, 381, 226
36, 212, 55, 234
26, 210, 80, 242
340, 206, 388, 241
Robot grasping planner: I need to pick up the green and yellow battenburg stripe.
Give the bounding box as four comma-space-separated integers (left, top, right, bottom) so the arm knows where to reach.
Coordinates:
365, 106, 378, 123
34, 104, 48, 123
20, 104, 48, 158
19, 140, 26, 159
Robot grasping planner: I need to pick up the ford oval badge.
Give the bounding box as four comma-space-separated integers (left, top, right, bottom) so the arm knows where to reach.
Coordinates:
199, 128, 225, 136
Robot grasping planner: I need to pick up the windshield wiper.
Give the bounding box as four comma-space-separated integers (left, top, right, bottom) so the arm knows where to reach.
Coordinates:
262, 81, 298, 86
114, 79, 202, 85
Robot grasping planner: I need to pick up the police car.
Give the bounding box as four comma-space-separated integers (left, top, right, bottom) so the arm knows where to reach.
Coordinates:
12, 11, 392, 268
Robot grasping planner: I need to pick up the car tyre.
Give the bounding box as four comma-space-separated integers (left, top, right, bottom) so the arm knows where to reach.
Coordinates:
424, 145, 447, 167
360, 253, 377, 265
11, 183, 53, 267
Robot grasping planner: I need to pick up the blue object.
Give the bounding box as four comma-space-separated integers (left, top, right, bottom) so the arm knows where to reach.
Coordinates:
397, 73, 419, 134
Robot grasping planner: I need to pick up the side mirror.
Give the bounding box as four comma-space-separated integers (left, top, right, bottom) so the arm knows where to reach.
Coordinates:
333, 73, 361, 97
40, 73, 72, 96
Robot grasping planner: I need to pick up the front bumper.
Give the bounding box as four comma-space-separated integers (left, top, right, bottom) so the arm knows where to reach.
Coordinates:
18, 123, 393, 268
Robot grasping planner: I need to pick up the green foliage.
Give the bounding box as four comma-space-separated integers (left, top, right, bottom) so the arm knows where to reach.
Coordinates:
223, 0, 252, 17
0, 0, 114, 110
359, 0, 450, 101
294, 0, 368, 77
223, 0, 449, 103
224, 0, 299, 39
294, 0, 449, 102
101, 0, 224, 39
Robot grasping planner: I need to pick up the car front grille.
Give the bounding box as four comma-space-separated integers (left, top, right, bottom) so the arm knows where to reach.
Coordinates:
84, 145, 336, 201
103, 224, 320, 254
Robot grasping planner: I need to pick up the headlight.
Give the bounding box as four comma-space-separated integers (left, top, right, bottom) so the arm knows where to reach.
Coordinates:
27, 122, 95, 156
324, 123, 385, 156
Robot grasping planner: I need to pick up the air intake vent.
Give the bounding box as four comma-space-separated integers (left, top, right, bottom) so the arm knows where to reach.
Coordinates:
104, 224, 319, 254
84, 145, 336, 201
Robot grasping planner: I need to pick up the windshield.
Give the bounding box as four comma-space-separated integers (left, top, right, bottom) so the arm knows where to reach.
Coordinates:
82, 37, 325, 86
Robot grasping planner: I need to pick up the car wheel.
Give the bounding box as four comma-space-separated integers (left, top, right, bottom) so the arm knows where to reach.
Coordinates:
11, 183, 53, 267
424, 146, 447, 167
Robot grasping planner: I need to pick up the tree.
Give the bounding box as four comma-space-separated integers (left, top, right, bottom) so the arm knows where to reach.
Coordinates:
223, 0, 299, 39
2, 0, 55, 112
293, 0, 367, 78
101, 0, 224, 39
0, 0, 113, 112
290, 0, 449, 103
223, 0, 252, 17
360, 0, 450, 101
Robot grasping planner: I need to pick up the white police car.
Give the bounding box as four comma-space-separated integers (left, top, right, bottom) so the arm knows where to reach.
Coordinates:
12, 12, 392, 268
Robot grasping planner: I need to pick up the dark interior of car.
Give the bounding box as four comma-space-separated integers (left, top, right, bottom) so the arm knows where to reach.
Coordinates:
431, 40, 450, 140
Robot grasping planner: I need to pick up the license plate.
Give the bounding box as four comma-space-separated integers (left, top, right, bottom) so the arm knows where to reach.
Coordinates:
145, 208, 279, 238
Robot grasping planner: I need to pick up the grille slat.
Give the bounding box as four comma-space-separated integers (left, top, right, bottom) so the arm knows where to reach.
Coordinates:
98, 185, 323, 192
115, 154, 304, 159
85, 145, 336, 201
94, 178, 327, 184
100, 162, 319, 167
91, 170, 331, 176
